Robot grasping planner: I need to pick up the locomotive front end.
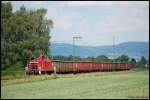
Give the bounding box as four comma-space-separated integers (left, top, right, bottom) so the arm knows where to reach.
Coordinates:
26, 59, 41, 74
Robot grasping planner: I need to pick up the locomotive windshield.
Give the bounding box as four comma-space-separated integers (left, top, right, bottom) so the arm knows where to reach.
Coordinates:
31, 64, 38, 70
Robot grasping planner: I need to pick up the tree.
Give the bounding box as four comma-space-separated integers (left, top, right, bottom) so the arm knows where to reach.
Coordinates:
147, 58, 149, 68
1, 2, 12, 19
135, 56, 148, 68
68, 55, 73, 61
1, 2, 53, 70
139, 56, 147, 68
96, 55, 109, 62
140, 56, 147, 64
1, 2, 13, 70
73, 56, 82, 61
129, 58, 136, 68
115, 55, 129, 62
85, 56, 95, 61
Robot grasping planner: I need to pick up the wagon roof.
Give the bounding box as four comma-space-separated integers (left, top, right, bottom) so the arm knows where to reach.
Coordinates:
52, 60, 128, 64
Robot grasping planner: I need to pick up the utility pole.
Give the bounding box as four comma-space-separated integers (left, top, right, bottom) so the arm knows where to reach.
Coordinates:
113, 36, 115, 61
73, 36, 82, 61
113, 36, 115, 48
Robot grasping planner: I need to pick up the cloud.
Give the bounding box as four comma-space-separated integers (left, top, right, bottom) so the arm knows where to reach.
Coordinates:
93, 1, 149, 32
46, 7, 76, 30
56, 17, 72, 30
68, 1, 116, 6
68, 1, 149, 8
9, 1, 149, 46
45, 2, 85, 31
67, 1, 149, 45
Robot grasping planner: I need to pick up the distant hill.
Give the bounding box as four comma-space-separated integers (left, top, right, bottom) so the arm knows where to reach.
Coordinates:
50, 42, 149, 60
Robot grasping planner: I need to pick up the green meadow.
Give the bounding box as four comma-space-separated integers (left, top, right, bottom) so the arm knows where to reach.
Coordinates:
1, 69, 149, 99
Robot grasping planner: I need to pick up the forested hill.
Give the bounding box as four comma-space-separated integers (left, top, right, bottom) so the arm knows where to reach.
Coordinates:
51, 42, 149, 59
1, 2, 53, 70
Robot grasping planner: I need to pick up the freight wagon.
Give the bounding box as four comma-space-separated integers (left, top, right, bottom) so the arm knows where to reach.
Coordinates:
26, 53, 131, 74
52, 60, 130, 74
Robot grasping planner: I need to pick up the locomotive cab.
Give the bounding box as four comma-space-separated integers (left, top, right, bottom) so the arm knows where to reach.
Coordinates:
26, 52, 53, 75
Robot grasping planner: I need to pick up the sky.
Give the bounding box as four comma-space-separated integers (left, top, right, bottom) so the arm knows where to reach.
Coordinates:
9, 1, 149, 46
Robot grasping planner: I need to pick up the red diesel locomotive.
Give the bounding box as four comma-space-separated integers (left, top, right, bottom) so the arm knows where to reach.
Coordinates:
26, 53, 53, 74
26, 53, 131, 74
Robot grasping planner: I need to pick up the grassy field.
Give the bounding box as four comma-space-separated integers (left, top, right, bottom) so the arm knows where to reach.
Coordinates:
1, 69, 149, 99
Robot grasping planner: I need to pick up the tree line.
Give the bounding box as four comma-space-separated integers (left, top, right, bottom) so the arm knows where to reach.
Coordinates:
1, 2, 53, 70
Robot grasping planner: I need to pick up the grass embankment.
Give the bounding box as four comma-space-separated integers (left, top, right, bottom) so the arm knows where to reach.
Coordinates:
1, 69, 149, 99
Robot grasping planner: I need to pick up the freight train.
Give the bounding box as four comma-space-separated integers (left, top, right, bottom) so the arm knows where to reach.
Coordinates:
25, 53, 131, 74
